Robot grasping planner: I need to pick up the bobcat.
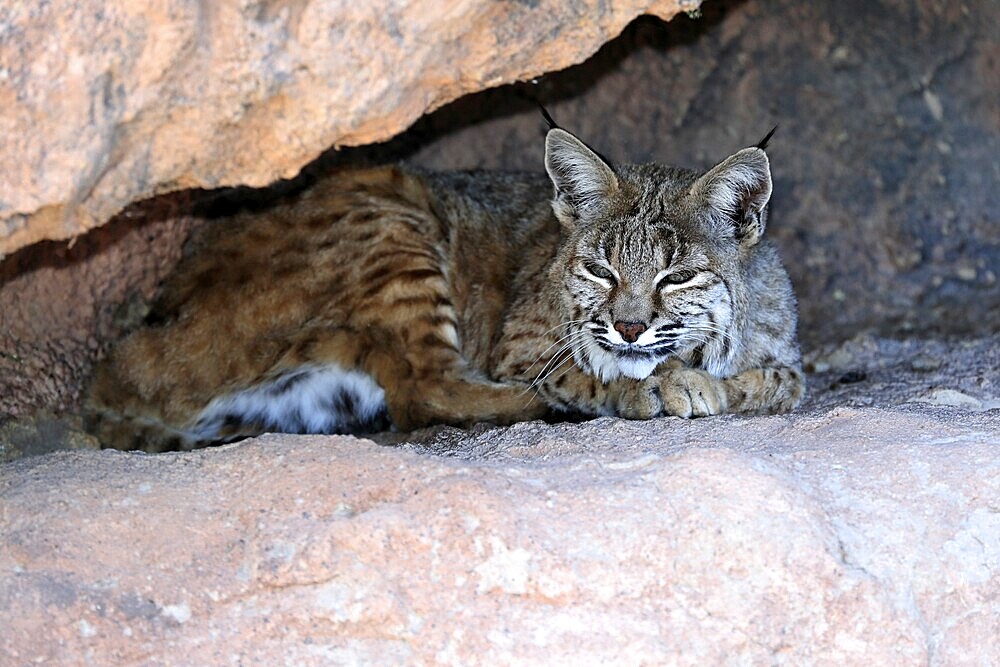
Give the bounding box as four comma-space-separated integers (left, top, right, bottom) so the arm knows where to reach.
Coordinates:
86, 121, 804, 452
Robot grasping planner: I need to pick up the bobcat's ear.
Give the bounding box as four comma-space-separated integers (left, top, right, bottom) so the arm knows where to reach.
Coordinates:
692, 147, 772, 247
544, 129, 618, 228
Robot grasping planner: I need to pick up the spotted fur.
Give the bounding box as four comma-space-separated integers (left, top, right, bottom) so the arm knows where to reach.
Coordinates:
86, 126, 803, 451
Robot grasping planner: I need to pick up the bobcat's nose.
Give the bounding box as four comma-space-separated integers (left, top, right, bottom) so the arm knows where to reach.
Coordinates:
613, 320, 647, 344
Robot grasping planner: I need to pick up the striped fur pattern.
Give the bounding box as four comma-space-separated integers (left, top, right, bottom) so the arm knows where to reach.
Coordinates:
86, 128, 803, 452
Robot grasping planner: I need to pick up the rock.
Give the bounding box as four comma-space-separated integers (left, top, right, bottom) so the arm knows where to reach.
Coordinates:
909, 354, 942, 372
0, 197, 198, 418
0, 411, 99, 463
910, 388, 1000, 412
2, 406, 999, 664
0, 0, 698, 256
804, 341, 861, 374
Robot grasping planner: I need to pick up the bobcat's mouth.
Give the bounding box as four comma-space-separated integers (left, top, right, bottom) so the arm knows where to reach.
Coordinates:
594, 338, 672, 358
614, 346, 665, 359
589, 337, 671, 380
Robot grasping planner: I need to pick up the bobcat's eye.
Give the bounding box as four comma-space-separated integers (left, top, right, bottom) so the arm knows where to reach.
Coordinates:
656, 269, 697, 290
583, 262, 617, 284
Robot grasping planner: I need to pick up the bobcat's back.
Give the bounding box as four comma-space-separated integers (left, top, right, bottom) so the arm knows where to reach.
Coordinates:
86, 166, 560, 450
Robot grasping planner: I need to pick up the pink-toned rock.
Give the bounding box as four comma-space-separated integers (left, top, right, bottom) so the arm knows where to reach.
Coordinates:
0, 198, 198, 419
2, 407, 998, 664
0, 0, 699, 256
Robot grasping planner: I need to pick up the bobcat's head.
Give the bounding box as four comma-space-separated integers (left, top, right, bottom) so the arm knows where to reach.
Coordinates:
544, 127, 774, 382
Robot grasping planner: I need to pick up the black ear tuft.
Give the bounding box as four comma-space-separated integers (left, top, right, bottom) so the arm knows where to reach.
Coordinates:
538, 102, 560, 131
755, 125, 778, 150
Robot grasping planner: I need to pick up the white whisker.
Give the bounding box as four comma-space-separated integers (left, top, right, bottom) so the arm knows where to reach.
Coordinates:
531, 334, 589, 383
525, 350, 576, 406
544, 359, 578, 387
519, 332, 590, 397
537, 319, 587, 337
521, 324, 588, 376
684, 324, 736, 344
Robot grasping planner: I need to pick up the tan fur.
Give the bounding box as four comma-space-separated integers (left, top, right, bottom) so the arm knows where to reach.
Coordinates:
87, 128, 803, 452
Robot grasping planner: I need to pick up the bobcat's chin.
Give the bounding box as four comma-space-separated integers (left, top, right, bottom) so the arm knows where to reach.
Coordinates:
617, 357, 660, 380
577, 336, 664, 383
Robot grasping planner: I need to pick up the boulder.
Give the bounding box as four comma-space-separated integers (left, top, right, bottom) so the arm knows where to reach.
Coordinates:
0, 0, 699, 255
2, 404, 998, 664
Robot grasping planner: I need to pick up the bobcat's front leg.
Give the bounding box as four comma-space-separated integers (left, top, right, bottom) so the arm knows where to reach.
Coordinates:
612, 359, 728, 419
722, 366, 805, 415
613, 361, 804, 418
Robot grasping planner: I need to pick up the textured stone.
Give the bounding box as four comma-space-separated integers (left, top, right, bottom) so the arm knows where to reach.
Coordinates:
0, 411, 98, 463
2, 403, 999, 664
0, 196, 198, 417
0, 0, 699, 255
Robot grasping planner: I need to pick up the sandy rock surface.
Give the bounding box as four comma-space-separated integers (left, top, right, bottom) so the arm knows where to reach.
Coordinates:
2, 402, 999, 664
0, 0, 697, 255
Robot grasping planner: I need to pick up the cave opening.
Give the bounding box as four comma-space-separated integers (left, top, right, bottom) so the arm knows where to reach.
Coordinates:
1, 0, 997, 458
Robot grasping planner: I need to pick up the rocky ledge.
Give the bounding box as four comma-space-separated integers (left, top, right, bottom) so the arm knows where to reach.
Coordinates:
0, 0, 698, 255
2, 335, 998, 664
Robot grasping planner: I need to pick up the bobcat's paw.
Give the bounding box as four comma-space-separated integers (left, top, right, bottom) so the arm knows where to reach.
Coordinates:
613, 367, 728, 419
656, 367, 728, 418
613, 379, 663, 419
723, 366, 805, 415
